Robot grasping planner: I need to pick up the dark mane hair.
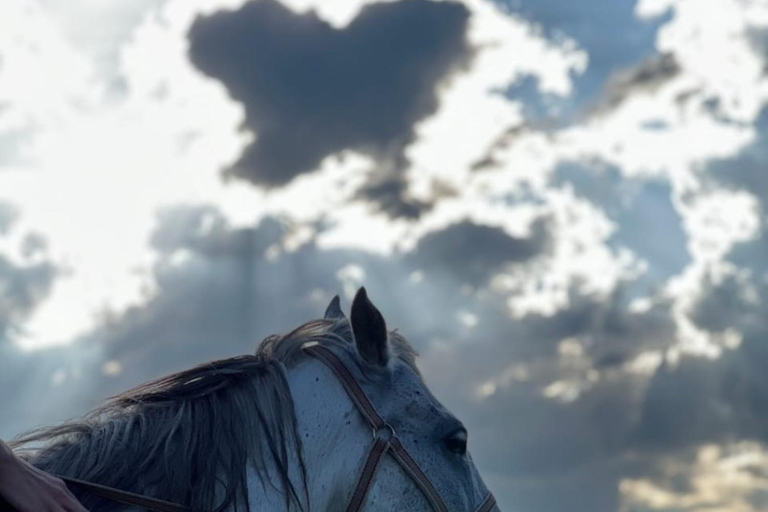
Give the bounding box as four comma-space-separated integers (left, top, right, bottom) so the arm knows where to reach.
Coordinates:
10, 316, 419, 512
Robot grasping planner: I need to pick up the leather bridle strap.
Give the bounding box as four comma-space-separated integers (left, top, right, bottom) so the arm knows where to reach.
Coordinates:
55, 474, 189, 512
304, 344, 496, 512
346, 436, 390, 512
388, 437, 448, 512
304, 344, 388, 430
475, 493, 499, 512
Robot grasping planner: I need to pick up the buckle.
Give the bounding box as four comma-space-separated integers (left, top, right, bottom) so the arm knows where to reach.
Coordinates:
372, 423, 396, 442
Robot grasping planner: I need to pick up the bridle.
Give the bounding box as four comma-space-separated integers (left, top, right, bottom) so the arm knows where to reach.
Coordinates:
53, 344, 496, 512
303, 344, 497, 512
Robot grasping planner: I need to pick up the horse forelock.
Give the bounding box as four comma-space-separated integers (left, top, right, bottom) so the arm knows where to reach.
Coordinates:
259, 317, 421, 377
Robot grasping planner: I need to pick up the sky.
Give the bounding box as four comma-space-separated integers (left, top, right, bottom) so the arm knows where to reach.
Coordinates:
1, 0, 768, 510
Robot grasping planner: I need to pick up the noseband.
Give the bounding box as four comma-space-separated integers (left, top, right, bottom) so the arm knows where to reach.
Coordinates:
53, 344, 496, 512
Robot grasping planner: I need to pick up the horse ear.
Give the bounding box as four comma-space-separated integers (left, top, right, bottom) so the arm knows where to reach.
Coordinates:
324, 294, 346, 320
350, 287, 389, 366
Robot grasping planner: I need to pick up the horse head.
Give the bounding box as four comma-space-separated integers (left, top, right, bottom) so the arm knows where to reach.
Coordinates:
280, 287, 498, 511
13, 288, 499, 512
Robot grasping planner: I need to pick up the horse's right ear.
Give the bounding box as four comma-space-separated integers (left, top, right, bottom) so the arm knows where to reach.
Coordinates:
324, 295, 346, 320
350, 287, 389, 367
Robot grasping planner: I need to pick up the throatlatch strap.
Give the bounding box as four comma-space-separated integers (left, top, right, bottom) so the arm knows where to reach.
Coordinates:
58, 475, 189, 512
345, 436, 390, 512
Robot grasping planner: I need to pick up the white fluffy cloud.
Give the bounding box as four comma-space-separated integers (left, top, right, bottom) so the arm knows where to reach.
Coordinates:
0, 0, 586, 347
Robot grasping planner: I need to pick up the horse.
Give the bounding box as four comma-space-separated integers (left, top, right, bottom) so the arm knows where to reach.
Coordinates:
10, 287, 499, 512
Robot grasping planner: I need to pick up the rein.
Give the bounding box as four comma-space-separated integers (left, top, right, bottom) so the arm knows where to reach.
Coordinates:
49, 344, 495, 512
54, 475, 188, 512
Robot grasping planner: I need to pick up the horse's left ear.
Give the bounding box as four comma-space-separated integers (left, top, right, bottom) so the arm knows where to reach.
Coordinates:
350, 287, 389, 366
324, 294, 346, 320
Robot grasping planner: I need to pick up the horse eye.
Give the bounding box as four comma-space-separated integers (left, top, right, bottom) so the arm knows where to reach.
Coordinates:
444, 431, 467, 455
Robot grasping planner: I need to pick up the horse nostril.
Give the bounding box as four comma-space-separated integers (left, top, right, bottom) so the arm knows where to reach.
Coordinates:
444, 431, 468, 456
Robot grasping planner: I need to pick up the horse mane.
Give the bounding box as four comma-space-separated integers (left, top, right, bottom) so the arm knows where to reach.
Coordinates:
10, 315, 419, 512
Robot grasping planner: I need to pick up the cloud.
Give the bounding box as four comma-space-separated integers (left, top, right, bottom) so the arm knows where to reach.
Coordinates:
621, 442, 768, 512
0, 255, 57, 344
0, 0, 586, 351
624, 212, 768, 508
630, 271, 768, 458
421, 287, 678, 512
0, 128, 34, 168
748, 27, 768, 75
405, 217, 551, 287
501, 0, 674, 119
0, 205, 57, 346
706, 105, 768, 215
88, 205, 554, 381
4, 0, 768, 510
355, 174, 431, 219
0, 201, 671, 511
188, 0, 473, 199
597, 52, 681, 113
553, 161, 691, 292
32, 0, 164, 94
0, 202, 19, 235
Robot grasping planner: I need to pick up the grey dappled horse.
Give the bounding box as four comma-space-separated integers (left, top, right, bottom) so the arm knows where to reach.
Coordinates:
12, 288, 499, 512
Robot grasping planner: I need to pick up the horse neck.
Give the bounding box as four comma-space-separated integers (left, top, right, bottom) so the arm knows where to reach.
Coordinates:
244, 354, 372, 511
101, 354, 370, 512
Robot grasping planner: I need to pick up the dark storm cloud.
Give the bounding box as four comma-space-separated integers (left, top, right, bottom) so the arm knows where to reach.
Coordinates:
473, 383, 634, 512
499, 0, 673, 122
406, 217, 551, 288
690, 271, 763, 336
94, 207, 290, 386
0, 341, 101, 441
356, 174, 431, 219
729, 226, 768, 284
0, 205, 57, 346
0, 256, 57, 343
187, 0, 472, 202
20, 233, 48, 260
448, 288, 678, 512
598, 52, 680, 112
0, 207, 63, 439
633, 354, 741, 452
632, 266, 768, 455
